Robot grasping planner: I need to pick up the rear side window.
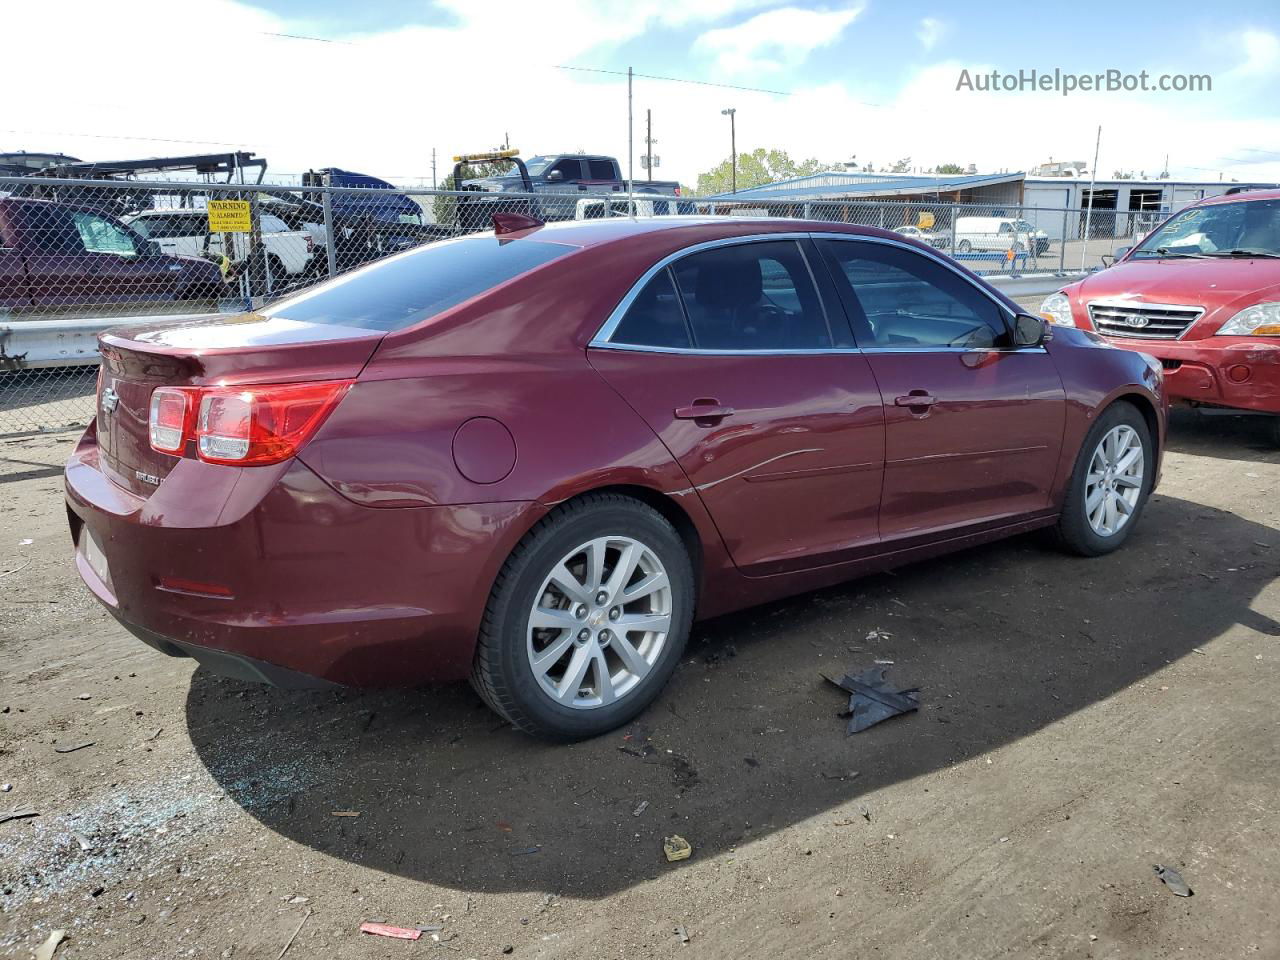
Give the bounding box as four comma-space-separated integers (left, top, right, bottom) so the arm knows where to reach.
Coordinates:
610, 269, 691, 348
263, 236, 573, 331
586, 159, 616, 180
670, 241, 832, 350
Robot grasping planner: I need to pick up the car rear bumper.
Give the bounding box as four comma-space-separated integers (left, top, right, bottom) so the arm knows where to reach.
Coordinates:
65, 429, 543, 688
1095, 336, 1280, 414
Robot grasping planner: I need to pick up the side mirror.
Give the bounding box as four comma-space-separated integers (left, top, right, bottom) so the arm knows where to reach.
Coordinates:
1114, 245, 1131, 260
144, 240, 163, 257
546, 170, 564, 182
1011, 313, 1047, 348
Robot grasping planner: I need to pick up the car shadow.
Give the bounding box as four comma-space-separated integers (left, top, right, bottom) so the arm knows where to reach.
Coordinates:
1166, 407, 1280, 462
185, 493, 1279, 898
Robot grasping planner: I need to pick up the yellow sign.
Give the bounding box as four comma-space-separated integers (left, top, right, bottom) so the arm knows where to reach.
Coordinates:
917, 212, 936, 229
207, 200, 252, 233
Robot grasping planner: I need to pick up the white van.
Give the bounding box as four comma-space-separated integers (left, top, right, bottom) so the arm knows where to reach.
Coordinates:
953, 217, 1049, 256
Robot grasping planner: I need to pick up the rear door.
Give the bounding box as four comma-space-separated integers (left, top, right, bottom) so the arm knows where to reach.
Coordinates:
817, 236, 1065, 542
0, 213, 31, 309
588, 237, 885, 576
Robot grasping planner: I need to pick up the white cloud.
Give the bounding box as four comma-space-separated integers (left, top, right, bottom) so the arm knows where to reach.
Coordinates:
693, 4, 864, 74
917, 17, 946, 52
1231, 28, 1279, 77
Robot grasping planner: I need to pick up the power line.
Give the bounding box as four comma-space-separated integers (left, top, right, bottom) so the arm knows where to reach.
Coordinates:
555, 64, 791, 97
261, 31, 354, 45
2, 128, 245, 148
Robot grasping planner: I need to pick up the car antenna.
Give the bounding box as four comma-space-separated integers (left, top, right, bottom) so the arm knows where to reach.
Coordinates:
492, 212, 545, 236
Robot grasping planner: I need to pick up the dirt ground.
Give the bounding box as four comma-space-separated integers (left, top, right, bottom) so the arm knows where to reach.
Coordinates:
2, 409, 1278, 960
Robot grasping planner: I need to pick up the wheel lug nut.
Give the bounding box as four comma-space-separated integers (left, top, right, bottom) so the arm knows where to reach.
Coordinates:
609, 607, 620, 621
595, 591, 609, 605
574, 605, 588, 620
599, 630, 611, 645
578, 628, 590, 641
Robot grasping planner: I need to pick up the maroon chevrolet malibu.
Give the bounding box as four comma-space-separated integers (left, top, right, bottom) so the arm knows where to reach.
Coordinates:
65, 216, 1165, 739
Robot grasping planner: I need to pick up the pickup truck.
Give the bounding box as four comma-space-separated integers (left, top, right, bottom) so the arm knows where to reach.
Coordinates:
452, 150, 682, 230
125, 208, 315, 289
0, 197, 225, 315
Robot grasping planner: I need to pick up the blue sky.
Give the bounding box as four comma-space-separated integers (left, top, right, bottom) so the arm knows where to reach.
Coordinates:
8, 0, 1280, 184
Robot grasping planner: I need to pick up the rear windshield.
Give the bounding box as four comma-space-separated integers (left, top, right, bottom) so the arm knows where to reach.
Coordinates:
263, 235, 574, 331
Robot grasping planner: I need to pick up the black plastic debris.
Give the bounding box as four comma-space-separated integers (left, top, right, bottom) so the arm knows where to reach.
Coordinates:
1153, 864, 1193, 897
822, 667, 919, 734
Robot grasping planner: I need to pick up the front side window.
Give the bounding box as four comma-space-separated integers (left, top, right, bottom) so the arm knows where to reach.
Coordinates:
263, 235, 572, 331
820, 240, 1009, 349
548, 159, 584, 182
669, 241, 832, 350
72, 212, 137, 256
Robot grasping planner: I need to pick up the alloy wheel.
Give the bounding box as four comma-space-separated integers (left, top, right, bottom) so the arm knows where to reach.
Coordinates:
526, 536, 672, 709
1084, 424, 1145, 537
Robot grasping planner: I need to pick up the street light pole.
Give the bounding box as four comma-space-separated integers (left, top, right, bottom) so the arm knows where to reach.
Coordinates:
721, 107, 737, 194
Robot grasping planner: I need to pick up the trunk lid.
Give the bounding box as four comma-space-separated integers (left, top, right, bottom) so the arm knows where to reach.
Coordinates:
96, 312, 383, 497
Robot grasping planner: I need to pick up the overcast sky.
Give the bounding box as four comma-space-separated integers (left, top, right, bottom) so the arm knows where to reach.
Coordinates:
7, 0, 1279, 187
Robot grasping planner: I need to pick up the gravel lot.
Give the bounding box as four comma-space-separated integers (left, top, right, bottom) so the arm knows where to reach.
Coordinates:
2, 409, 1278, 959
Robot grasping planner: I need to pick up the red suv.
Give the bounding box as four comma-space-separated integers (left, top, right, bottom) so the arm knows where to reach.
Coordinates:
1041, 190, 1280, 439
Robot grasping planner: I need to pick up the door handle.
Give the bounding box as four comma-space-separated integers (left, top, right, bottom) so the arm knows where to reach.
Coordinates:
894, 392, 937, 409
674, 400, 735, 425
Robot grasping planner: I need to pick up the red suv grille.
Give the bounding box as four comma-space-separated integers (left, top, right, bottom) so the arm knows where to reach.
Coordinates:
1087, 301, 1203, 340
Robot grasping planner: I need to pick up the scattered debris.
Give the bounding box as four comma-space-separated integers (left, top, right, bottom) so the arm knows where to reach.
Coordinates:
822, 667, 920, 734
1, 783, 11, 792
999, 836, 1010, 843
496, 820, 513, 832
53, 741, 95, 754
820, 771, 860, 782
330, 810, 361, 817
360, 922, 421, 941
503, 945, 515, 954
632, 800, 649, 817
510, 846, 541, 856
1153, 864, 1193, 897
674, 924, 691, 944
74, 694, 92, 701
73, 833, 91, 851
276, 907, 311, 959
142, 728, 163, 742
664, 835, 692, 862
415, 925, 443, 933
0, 808, 39, 826
286, 895, 309, 905
865, 628, 892, 642
18, 538, 33, 546
34, 930, 66, 960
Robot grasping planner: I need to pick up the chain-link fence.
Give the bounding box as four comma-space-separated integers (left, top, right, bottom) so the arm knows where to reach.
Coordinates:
0, 173, 1160, 436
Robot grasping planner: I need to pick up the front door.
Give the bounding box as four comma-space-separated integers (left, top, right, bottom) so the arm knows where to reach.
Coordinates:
589, 238, 885, 576
817, 237, 1066, 542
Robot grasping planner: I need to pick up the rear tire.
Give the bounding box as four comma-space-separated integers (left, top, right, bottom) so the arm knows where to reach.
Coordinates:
957, 240, 972, 253
1055, 401, 1153, 556
471, 494, 694, 741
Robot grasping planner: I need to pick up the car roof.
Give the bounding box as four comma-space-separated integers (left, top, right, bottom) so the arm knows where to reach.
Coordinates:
1197, 189, 1280, 207
499, 215, 905, 248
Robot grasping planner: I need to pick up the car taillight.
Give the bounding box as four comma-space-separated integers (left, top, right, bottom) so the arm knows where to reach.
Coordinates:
149, 387, 194, 453
149, 380, 352, 465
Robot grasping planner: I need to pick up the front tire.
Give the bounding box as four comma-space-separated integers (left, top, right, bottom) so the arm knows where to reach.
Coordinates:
957, 239, 972, 253
1055, 401, 1153, 556
471, 494, 694, 740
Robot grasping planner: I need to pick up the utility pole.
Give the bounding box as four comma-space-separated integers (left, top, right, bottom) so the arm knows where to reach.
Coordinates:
1080, 124, 1101, 272
645, 109, 654, 183
627, 67, 634, 199
721, 107, 737, 194
431, 148, 437, 190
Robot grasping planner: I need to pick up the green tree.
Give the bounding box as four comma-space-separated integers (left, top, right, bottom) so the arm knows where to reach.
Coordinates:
432, 159, 515, 226
934, 163, 965, 174
694, 148, 834, 196
890, 157, 912, 173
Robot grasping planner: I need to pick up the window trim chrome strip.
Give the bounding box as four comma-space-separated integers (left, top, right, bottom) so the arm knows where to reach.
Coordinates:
587, 230, 1034, 355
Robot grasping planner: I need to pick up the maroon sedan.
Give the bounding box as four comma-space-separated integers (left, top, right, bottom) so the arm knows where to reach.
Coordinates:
65, 216, 1165, 740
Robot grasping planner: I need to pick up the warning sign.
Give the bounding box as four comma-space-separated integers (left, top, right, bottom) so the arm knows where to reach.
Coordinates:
207, 200, 252, 233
